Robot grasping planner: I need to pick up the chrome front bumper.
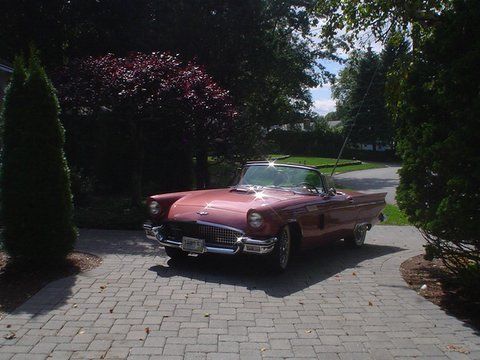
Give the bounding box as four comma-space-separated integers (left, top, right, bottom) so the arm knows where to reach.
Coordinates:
143, 222, 277, 255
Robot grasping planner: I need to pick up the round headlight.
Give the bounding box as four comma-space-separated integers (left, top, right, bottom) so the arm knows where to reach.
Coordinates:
149, 201, 161, 215
248, 212, 264, 228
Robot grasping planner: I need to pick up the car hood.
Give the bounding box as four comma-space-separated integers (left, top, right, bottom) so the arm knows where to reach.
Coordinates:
172, 187, 302, 214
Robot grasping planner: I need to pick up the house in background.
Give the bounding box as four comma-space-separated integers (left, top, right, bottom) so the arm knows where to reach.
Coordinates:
327, 120, 341, 128
0, 62, 14, 104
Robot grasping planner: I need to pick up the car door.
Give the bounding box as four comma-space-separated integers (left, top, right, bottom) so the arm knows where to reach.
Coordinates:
320, 174, 358, 240
295, 172, 347, 248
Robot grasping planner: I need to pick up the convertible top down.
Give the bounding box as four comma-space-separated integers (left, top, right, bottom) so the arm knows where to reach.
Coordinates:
144, 161, 386, 271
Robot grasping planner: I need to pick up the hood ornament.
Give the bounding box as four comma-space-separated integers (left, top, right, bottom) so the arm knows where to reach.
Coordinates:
197, 211, 209, 216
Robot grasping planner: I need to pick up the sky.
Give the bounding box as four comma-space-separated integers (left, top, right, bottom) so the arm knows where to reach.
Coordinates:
310, 32, 384, 116
310, 59, 344, 116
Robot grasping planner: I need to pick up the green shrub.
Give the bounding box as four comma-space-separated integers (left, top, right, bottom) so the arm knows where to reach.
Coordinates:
396, 0, 480, 299
70, 167, 96, 206
456, 263, 480, 300
74, 197, 146, 230
0, 53, 77, 263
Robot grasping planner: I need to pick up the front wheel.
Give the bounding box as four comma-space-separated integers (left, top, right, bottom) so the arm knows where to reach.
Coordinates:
345, 224, 368, 248
269, 226, 292, 272
164, 246, 189, 260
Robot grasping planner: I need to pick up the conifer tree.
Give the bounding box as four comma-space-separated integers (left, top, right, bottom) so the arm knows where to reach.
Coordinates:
1, 53, 77, 263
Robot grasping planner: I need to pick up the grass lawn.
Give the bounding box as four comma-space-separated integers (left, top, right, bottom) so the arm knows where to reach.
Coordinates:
269, 155, 385, 174
381, 204, 410, 225
328, 162, 385, 174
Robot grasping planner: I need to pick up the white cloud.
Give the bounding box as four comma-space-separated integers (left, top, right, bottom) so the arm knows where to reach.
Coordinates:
310, 83, 331, 91
313, 99, 336, 115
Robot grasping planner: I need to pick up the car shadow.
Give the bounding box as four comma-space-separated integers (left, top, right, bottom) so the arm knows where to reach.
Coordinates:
149, 242, 405, 298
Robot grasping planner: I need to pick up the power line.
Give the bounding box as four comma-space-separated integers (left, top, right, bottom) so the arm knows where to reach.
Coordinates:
330, 57, 384, 176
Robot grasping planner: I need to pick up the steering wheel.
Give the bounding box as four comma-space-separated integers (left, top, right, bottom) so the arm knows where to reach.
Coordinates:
297, 182, 320, 194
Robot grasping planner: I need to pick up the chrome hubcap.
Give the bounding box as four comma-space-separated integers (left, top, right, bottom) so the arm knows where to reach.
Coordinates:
354, 225, 367, 246
279, 228, 291, 268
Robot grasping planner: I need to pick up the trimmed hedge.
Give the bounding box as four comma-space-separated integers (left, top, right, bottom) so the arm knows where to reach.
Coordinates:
267, 129, 399, 162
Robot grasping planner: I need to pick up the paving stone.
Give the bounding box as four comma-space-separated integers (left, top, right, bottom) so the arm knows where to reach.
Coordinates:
0, 227, 478, 359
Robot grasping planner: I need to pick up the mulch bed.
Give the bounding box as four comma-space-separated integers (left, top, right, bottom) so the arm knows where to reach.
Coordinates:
0, 251, 101, 319
401, 254, 480, 331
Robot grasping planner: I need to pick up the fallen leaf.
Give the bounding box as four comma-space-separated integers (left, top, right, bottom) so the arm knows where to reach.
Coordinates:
4, 332, 15, 340
145, 327, 150, 334
6, 324, 11, 329
73, 304, 78, 308
298, 301, 304, 305
305, 329, 312, 334
352, 272, 356, 276
446, 344, 470, 354
203, 313, 210, 317
100, 285, 106, 290
78, 330, 85, 335
109, 309, 113, 314
139, 338, 143, 341
260, 348, 266, 352
368, 301, 373, 306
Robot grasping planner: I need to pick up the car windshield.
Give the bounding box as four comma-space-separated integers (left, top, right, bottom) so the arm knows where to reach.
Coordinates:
237, 164, 323, 191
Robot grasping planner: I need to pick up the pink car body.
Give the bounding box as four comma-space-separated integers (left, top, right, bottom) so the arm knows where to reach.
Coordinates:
144, 162, 386, 261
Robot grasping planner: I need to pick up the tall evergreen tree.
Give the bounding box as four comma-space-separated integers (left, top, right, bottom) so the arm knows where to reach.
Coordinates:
382, 33, 411, 145
333, 48, 391, 151
1, 53, 76, 263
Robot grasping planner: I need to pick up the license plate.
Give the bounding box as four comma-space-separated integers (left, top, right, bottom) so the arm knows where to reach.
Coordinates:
182, 236, 205, 253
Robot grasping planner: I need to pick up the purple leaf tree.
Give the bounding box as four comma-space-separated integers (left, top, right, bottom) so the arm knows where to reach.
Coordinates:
56, 52, 236, 204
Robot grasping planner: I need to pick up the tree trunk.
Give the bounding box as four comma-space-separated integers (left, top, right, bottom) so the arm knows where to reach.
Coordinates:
130, 121, 144, 206
195, 148, 209, 189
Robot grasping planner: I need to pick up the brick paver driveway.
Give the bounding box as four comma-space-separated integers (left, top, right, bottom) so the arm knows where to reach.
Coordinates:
1, 226, 479, 359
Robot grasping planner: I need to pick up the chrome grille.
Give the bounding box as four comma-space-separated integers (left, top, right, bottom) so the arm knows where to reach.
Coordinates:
198, 224, 242, 246
164, 222, 242, 247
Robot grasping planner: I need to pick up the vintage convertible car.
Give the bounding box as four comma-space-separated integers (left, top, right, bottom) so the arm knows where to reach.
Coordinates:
144, 161, 386, 271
